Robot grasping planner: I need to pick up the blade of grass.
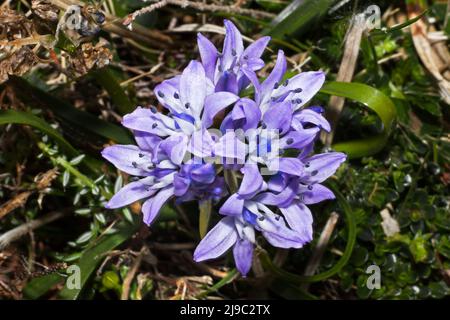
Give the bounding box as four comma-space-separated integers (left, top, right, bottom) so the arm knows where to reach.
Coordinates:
92, 67, 135, 115
370, 10, 428, 36
195, 268, 239, 299
0, 110, 78, 156
23, 273, 65, 300
58, 220, 139, 300
8, 76, 133, 145
264, 0, 337, 40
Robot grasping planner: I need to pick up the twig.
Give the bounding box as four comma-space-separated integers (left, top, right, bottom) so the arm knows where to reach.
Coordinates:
150, 242, 195, 250
301, 212, 339, 290
323, 14, 366, 147
121, 246, 147, 300
407, 4, 450, 104
48, 0, 170, 49
119, 63, 163, 87
0, 169, 58, 220
181, 251, 228, 278
0, 211, 67, 249
124, 0, 275, 26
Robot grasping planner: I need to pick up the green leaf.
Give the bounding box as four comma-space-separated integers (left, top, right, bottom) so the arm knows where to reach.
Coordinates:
58, 221, 139, 299
320, 81, 397, 159
199, 199, 212, 239
196, 268, 238, 299
8, 76, 133, 145
92, 67, 135, 115
69, 154, 86, 165
258, 182, 356, 283
23, 273, 65, 300
0, 110, 78, 156
264, 0, 337, 40
370, 10, 428, 36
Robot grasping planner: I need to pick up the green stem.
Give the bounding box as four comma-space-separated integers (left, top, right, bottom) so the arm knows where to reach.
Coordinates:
224, 169, 239, 194
38, 142, 110, 199
195, 269, 239, 299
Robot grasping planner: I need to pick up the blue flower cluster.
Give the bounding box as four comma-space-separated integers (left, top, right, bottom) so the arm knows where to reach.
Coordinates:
102, 20, 346, 276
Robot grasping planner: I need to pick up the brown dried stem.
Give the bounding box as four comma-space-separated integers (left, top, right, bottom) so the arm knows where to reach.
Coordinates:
121, 246, 147, 300
323, 14, 366, 147
301, 212, 339, 290
124, 0, 275, 26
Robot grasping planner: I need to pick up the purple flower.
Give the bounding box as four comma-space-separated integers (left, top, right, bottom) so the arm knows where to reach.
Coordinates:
102, 20, 347, 277
102, 143, 227, 226
102, 144, 176, 226
198, 19, 270, 94
248, 50, 326, 116
194, 152, 346, 276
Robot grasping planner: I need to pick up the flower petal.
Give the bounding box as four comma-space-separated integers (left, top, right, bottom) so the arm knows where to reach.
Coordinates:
173, 174, 190, 197
254, 180, 298, 207
280, 127, 319, 149
220, 193, 244, 216
105, 177, 155, 209
263, 101, 294, 135
159, 133, 188, 165
241, 36, 270, 63
122, 107, 176, 137
267, 173, 289, 193
231, 98, 261, 131
262, 229, 305, 249
101, 144, 152, 176
214, 131, 247, 162
278, 71, 325, 110
189, 163, 216, 184
255, 209, 305, 248
302, 152, 346, 184
215, 72, 239, 94
267, 157, 304, 176
180, 61, 207, 120
238, 164, 263, 199
193, 216, 238, 262
154, 77, 184, 114
141, 186, 174, 226
293, 108, 331, 132
241, 68, 261, 102
188, 129, 215, 158
197, 33, 218, 81
133, 131, 161, 152
202, 92, 239, 128
233, 239, 254, 277
222, 20, 244, 71
301, 183, 335, 204
280, 202, 313, 242
260, 50, 286, 109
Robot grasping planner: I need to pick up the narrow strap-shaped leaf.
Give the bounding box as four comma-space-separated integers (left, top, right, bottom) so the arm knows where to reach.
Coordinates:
0, 110, 78, 156
92, 67, 135, 115
320, 81, 397, 159
23, 273, 65, 300
370, 10, 428, 36
264, 0, 337, 40
196, 268, 239, 299
8, 76, 133, 145
58, 221, 139, 300
199, 199, 212, 239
